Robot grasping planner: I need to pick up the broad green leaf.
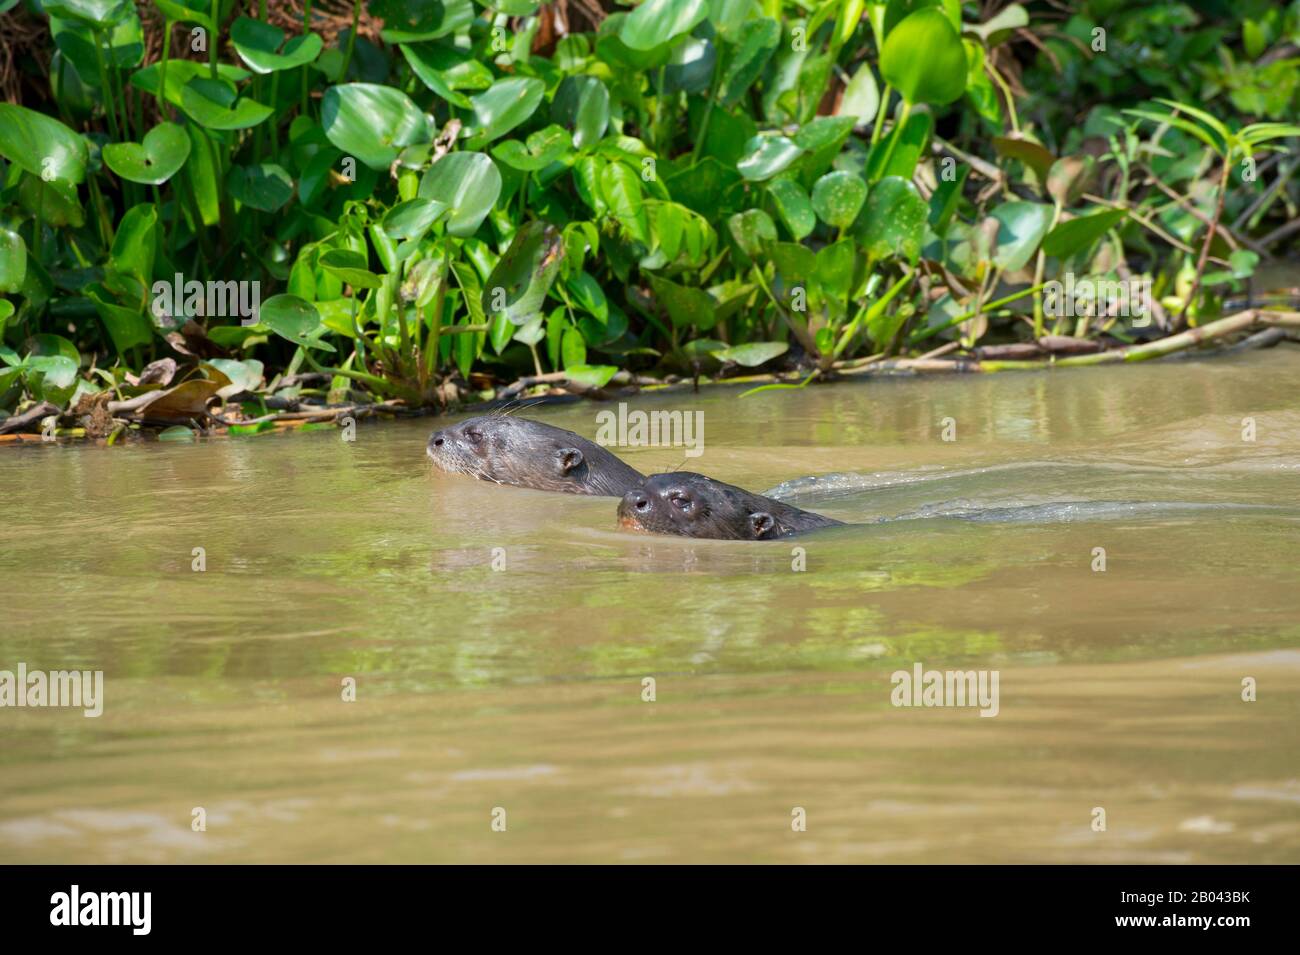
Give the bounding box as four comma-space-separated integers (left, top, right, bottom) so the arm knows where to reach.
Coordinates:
0, 229, 27, 294
419, 152, 502, 237
736, 134, 803, 181
110, 203, 157, 286
880, 8, 967, 106
102, 122, 190, 185
371, 0, 474, 43
991, 135, 1055, 184
714, 341, 788, 366
839, 61, 880, 125
230, 17, 323, 74
381, 198, 448, 241
41, 0, 129, 27
854, 175, 927, 264
491, 125, 574, 172
401, 42, 494, 108
318, 249, 383, 289
259, 294, 335, 351
322, 83, 430, 170
467, 77, 545, 147
482, 222, 565, 326
620, 0, 709, 52
0, 103, 88, 185
768, 178, 816, 241
552, 75, 610, 149
728, 208, 777, 259
1041, 208, 1126, 259
990, 200, 1053, 271
811, 171, 867, 228
647, 274, 716, 330
226, 163, 295, 212
179, 77, 274, 130
718, 18, 780, 108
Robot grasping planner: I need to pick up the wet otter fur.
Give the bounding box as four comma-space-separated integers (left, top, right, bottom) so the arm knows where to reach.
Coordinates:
618, 472, 843, 540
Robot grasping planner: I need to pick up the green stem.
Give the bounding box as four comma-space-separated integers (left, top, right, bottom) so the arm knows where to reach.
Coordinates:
909, 283, 1049, 344
90, 30, 120, 141
158, 20, 173, 115
301, 1, 313, 113
1033, 201, 1062, 338
209, 0, 220, 79
341, 0, 362, 80
877, 100, 912, 177
870, 84, 892, 146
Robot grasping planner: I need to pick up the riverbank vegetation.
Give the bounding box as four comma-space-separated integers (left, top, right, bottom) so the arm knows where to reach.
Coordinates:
1, 0, 1298, 440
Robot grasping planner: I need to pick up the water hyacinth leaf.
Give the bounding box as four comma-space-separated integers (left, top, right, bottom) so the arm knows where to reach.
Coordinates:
0, 229, 27, 294
204, 358, 264, 397
102, 122, 190, 185
18, 176, 84, 228
109, 203, 157, 287
1041, 208, 1126, 259
400, 42, 494, 108
41, 0, 129, 27
880, 8, 967, 106
419, 152, 502, 237
854, 175, 927, 264
768, 241, 816, 294
85, 285, 153, 353
129, 60, 250, 110
664, 37, 716, 95
322, 84, 430, 170
714, 341, 788, 366
728, 208, 777, 259
492, 125, 574, 172
882, 0, 962, 36
226, 163, 295, 212
259, 294, 335, 351
27, 355, 79, 403
50, 10, 143, 78
718, 17, 780, 108
767, 178, 816, 241
552, 76, 610, 148
467, 77, 545, 147
151, 0, 214, 30
736, 134, 803, 181
179, 77, 274, 130
482, 221, 565, 326
647, 274, 716, 330
966, 2, 1027, 44
565, 271, 608, 321
600, 162, 648, 242
811, 171, 867, 229
990, 200, 1053, 271
928, 162, 969, 233
0, 104, 88, 185
839, 61, 880, 125
564, 364, 619, 389
815, 238, 856, 304
371, 0, 474, 43
318, 249, 382, 290
619, 0, 709, 51
230, 17, 323, 74
381, 198, 449, 241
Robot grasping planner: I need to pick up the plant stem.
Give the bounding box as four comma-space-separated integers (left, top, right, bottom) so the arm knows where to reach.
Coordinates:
1176, 157, 1232, 327
209, 0, 220, 79
870, 84, 892, 146
158, 20, 173, 115
1032, 201, 1061, 338
876, 100, 912, 176
341, 0, 362, 80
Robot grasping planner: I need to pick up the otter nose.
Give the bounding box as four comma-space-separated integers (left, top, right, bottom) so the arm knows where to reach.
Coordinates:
633, 496, 649, 512
432, 436, 444, 447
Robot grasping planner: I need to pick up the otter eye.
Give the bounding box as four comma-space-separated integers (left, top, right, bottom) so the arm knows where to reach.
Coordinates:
464, 428, 484, 445
669, 492, 692, 511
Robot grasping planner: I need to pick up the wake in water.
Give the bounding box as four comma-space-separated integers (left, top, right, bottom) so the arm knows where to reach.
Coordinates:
874, 499, 1300, 525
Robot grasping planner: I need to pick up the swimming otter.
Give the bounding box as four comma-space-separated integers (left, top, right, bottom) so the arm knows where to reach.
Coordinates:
427, 415, 645, 496
618, 472, 843, 540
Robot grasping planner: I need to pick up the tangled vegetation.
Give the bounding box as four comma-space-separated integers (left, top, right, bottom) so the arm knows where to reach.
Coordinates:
0, 0, 1298, 440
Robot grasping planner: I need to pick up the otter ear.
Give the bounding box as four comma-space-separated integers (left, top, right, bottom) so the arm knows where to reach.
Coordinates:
557, 447, 585, 474
750, 511, 775, 539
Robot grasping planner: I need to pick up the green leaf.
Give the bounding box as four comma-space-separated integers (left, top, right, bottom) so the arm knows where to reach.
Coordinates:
966, 3, 1027, 44
854, 176, 927, 264
620, 0, 709, 52
318, 249, 383, 289
718, 17, 780, 108
482, 221, 565, 325
42, 0, 129, 28
1041, 208, 1126, 259
322, 83, 431, 170
491, 125, 574, 172
564, 364, 618, 388
381, 198, 449, 241
736, 134, 803, 181
230, 17, 323, 74
0, 229, 27, 294
467, 77, 545, 147
179, 77, 274, 130
400, 41, 493, 108
990, 201, 1053, 271
151, 0, 213, 29
418, 152, 502, 237
647, 274, 717, 330
102, 122, 190, 185
880, 8, 968, 106
839, 61, 880, 125
811, 170, 868, 228
372, 0, 474, 43
0, 103, 88, 185
226, 163, 295, 212
551, 75, 610, 149
714, 341, 788, 366
991, 135, 1055, 184
767, 178, 816, 241
259, 294, 335, 351
110, 203, 157, 287
728, 208, 777, 259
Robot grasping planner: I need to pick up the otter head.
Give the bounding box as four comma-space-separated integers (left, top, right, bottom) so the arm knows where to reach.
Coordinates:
618, 472, 778, 540
427, 415, 596, 493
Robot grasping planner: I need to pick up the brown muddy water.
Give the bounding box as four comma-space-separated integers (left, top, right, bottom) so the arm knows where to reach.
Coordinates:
2, 349, 1299, 863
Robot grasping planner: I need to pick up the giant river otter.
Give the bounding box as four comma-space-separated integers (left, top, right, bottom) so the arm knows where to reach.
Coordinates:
618, 472, 843, 540
427, 414, 645, 496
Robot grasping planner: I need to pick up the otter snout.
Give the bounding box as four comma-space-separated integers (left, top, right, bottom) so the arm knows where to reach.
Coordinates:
617, 488, 654, 531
